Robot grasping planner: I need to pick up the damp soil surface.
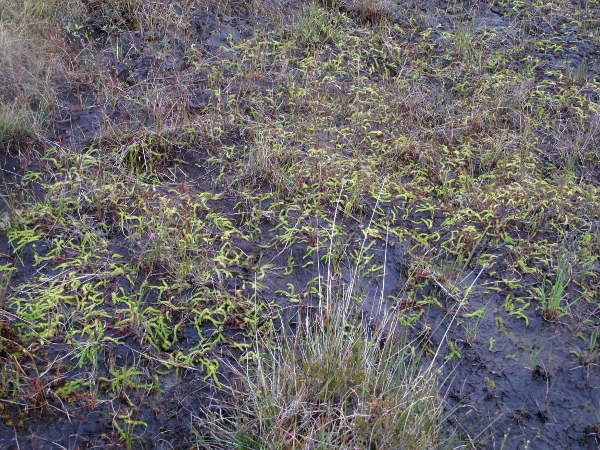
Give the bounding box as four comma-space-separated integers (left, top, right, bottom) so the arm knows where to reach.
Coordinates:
1, 0, 599, 448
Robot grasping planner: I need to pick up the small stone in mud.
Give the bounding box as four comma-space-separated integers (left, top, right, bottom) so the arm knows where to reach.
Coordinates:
474, 13, 509, 31
189, 89, 215, 111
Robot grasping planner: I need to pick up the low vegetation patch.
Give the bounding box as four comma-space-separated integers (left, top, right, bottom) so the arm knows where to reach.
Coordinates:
0, 0, 599, 448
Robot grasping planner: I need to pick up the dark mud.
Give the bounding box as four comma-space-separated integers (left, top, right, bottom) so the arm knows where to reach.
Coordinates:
1, 0, 599, 448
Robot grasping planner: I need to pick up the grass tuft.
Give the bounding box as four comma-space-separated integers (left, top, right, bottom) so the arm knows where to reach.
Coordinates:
199, 297, 443, 449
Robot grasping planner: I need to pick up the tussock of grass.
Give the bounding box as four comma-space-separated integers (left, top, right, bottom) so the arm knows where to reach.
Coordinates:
0, 102, 34, 150
199, 301, 443, 449
4, 2, 91, 91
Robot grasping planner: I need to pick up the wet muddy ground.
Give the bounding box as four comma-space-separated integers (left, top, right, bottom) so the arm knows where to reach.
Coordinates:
1, 0, 599, 448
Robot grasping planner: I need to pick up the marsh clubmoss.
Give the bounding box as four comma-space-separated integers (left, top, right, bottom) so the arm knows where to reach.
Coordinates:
0, 0, 599, 448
